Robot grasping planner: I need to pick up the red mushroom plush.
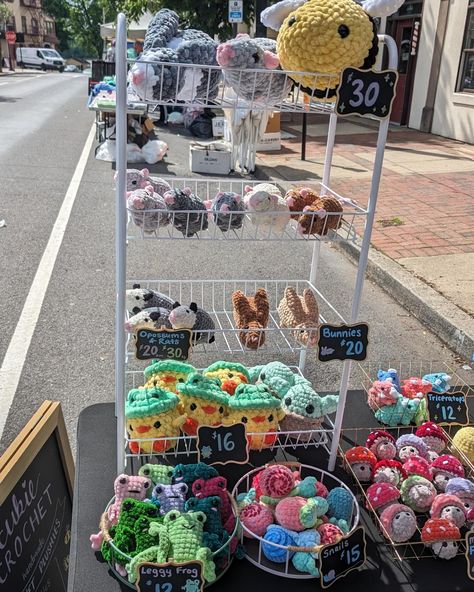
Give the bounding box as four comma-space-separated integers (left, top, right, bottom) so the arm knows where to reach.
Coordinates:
415, 422, 448, 455
430, 493, 467, 529
421, 518, 460, 560
345, 446, 377, 482
431, 455, 465, 492
373, 460, 406, 487
366, 483, 400, 514
366, 430, 397, 460
402, 456, 433, 482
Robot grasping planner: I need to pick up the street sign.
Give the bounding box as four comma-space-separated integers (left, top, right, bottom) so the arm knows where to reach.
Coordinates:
197, 423, 249, 465
6, 31, 16, 45
135, 327, 192, 361
318, 323, 369, 362
136, 561, 204, 592
319, 526, 367, 588
229, 0, 243, 23
427, 391, 469, 426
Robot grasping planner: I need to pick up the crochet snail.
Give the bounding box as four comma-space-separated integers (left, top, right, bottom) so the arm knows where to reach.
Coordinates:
261, 0, 404, 98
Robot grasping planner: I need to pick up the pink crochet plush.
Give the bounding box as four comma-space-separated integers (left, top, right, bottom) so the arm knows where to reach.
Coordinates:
275, 496, 327, 532
367, 381, 399, 411
400, 377, 432, 400
373, 460, 406, 487
380, 503, 417, 543
402, 456, 433, 481
430, 494, 467, 528
366, 483, 400, 514
415, 422, 448, 454
431, 455, 465, 492
366, 430, 397, 460
240, 502, 274, 538
259, 464, 298, 499
192, 476, 234, 534
317, 523, 344, 544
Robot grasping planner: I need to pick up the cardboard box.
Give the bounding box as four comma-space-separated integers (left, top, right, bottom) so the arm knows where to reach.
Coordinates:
265, 112, 281, 134
190, 142, 232, 175
256, 132, 281, 152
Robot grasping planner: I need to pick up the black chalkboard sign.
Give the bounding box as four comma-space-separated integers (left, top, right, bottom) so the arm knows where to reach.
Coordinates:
318, 323, 369, 362
135, 328, 192, 361
336, 68, 398, 120
466, 530, 474, 581
0, 401, 74, 592
319, 526, 367, 589
136, 561, 204, 592
197, 424, 249, 465
427, 391, 469, 426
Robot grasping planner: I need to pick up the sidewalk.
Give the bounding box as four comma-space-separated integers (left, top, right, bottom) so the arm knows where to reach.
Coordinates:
0, 68, 47, 77
256, 116, 474, 358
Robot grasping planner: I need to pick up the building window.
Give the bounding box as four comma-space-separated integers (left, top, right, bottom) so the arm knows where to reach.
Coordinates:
7, 15, 16, 31
21, 16, 27, 33
45, 20, 55, 34
31, 18, 39, 34
458, 2, 474, 92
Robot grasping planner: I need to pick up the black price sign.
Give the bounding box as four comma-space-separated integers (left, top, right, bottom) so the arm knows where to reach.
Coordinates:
336, 68, 398, 120
319, 526, 367, 589
197, 424, 249, 465
136, 561, 204, 592
427, 391, 469, 426
135, 328, 192, 361
318, 323, 369, 362
466, 530, 474, 581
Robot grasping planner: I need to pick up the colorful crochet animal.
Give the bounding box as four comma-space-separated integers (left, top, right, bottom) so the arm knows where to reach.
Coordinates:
345, 447, 377, 482
262, 525, 320, 575
415, 422, 447, 455
366, 483, 400, 514
216, 34, 291, 103
260, 476, 328, 505
445, 477, 474, 510
171, 463, 219, 487
143, 359, 196, 393
400, 377, 432, 400
326, 487, 354, 523
285, 187, 321, 219
151, 483, 188, 514
243, 183, 290, 233
367, 381, 400, 411
296, 196, 343, 236
400, 475, 436, 513
192, 476, 235, 535
396, 434, 428, 462
121, 168, 171, 195
275, 496, 328, 531
452, 426, 474, 464
185, 496, 229, 551
377, 368, 401, 391
430, 493, 467, 529
163, 187, 208, 237
126, 186, 170, 233
258, 464, 298, 499
261, 0, 404, 98
125, 387, 185, 454
262, 524, 294, 563
277, 287, 319, 346
380, 504, 417, 543
126, 284, 174, 315
177, 373, 229, 436
224, 383, 285, 449
249, 361, 300, 398
422, 372, 452, 393
374, 396, 421, 427
204, 191, 246, 232
130, 9, 220, 103
431, 456, 465, 492
232, 288, 270, 349
168, 301, 216, 344
366, 430, 397, 460
138, 463, 174, 485
373, 460, 406, 487
203, 361, 250, 395
239, 502, 274, 538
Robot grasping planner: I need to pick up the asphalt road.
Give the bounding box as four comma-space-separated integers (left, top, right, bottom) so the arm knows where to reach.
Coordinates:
0, 73, 463, 457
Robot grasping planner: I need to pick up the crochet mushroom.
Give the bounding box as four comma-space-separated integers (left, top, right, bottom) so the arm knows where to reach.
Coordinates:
430, 493, 467, 528
366, 483, 400, 514
402, 456, 433, 482
366, 430, 397, 460
380, 503, 417, 543
373, 459, 406, 487
431, 455, 465, 492
396, 434, 428, 462
400, 475, 436, 513
415, 422, 448, 454
445, 477, 474, 511
345, 446, 377, 482
421, 518, 460, 560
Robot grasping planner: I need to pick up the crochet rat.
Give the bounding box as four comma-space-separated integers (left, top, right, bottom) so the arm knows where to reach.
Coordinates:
285, 187, 321, 219
232, 288, 269, 349
205, 191, 246, 232
297, 196, 343, 236
126, 185, 170, 234
244, 183, 290, 234
121, 168, 171, 195
163, 187, 208, 237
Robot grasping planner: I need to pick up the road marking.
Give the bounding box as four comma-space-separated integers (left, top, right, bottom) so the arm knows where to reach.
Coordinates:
0, 73, 50, 86
0, 122, 96, 439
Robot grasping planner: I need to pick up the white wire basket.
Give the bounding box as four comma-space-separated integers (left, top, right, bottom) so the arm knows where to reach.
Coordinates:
126, 180, 365, 243
128, 59, 340, 113
232, 462, 360, 578
125, 279, 346, 359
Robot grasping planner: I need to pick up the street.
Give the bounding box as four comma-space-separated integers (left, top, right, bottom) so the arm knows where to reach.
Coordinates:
0, 72, 461, 455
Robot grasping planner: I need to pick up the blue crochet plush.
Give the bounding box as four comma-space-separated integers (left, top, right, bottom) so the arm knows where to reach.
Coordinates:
163, 188, 208, 237
151, 483, 188, 514
377, 368, 401, 391
326, 487, 354, 524
422, 372, 451, 394
262, 525, 320, 575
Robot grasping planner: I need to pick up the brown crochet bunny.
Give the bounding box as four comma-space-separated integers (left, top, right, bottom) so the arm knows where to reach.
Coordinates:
297, 195, 343, 236
277, 287, 319, 346
285, 187, 321, 220
232, 288, 270, 350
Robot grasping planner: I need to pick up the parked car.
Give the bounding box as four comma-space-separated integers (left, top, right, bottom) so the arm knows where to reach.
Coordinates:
64, 65, 80, 72
16, 47, 65, 72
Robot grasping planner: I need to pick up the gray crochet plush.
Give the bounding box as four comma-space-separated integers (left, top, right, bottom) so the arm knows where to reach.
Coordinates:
169, 302, 216, 345
123, 168, 172, 196
125, 307, 173, 333
216, 34, 291, 102
131, 9, 221, 103
126, 284, 175, 315
126, 187, 170, 233
163, 188, 208, 237
209, 191, 246, 232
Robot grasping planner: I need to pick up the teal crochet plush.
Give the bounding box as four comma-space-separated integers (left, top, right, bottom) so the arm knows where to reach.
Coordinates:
172, 462, 219, 487
185, 496, 229, 551
375, 396, 421, 426
249, 361, 303, 397
326, 487, 354, 524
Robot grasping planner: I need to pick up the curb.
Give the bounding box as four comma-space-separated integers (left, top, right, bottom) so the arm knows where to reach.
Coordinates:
336, 240, 474, 361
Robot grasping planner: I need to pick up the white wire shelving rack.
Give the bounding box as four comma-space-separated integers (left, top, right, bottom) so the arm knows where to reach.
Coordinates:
114, 12, 399, 474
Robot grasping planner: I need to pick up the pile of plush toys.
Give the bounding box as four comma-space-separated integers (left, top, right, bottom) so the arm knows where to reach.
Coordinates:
237, 464, 356, 575
345, 422, 474, 559
366, 367, 452, 427
90, 463, 237, 583
122, 170, 345, 239
123, 358, 339, 454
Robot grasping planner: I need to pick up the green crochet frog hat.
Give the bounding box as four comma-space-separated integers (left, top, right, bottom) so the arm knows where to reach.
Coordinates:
126, 387, 180, 419
229, 383, 282, 410
144, 359, 196, 381
204, 361, 250, 381
177, 373, 229, 405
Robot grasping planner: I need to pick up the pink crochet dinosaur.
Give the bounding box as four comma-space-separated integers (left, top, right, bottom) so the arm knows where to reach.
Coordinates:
367, 380, 399, 411
192, 476, 235, 535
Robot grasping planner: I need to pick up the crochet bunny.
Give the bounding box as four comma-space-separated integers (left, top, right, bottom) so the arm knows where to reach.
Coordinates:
232, 288, 270, 349
126, 185, 170, 233
243, 183, 290, 234
277, 287, 319, 346
163, 187, 208, 237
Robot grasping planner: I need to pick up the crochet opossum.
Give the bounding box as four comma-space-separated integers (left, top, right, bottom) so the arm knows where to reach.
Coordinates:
126, 284, 175, 315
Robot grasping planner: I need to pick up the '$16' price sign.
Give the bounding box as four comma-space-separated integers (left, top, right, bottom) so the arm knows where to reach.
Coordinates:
196, 424, 249, 465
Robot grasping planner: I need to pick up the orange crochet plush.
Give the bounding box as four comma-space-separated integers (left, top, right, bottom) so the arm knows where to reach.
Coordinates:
297, 196, 343, 236
285, 187, 321, 220
232, 288, 270, 350
277, 287, 319, 346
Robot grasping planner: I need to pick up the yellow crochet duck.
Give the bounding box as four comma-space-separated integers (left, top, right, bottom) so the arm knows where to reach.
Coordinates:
143, 360, 196, 394
203, 361, 251, 396
261, 0, 404, 98
125, 387, 186, 454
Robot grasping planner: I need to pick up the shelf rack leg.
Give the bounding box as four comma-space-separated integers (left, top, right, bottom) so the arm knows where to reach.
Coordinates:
115, 12, 127, 475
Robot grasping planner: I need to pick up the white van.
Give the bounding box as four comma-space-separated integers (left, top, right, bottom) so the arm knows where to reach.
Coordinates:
16, 47, 65, 72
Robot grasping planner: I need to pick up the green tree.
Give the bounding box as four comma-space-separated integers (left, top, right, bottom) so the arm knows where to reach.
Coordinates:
42, 0, 70, 51
67, 0, 118, 57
